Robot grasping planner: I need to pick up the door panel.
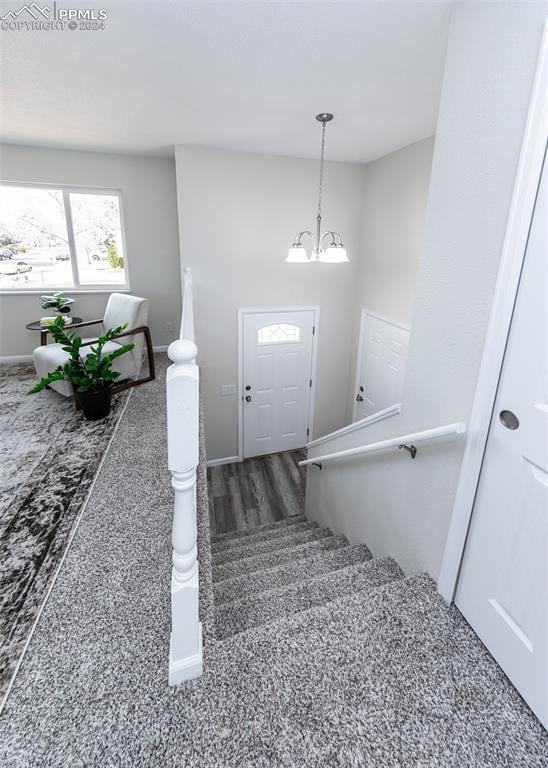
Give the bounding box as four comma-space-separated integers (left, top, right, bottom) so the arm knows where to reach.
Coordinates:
280, 400, 298, 437
354, 312, 409, 421
257, 353, 274, 390
257, 405, 272, 441
243, 311, 314, 458
285, 350, 299, 378
456, 151, 548, 729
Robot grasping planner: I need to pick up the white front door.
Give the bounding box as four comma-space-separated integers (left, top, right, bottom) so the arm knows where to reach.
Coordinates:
354, 311, 409, 421
242, 310, 315, 459
456, 151, 548, 729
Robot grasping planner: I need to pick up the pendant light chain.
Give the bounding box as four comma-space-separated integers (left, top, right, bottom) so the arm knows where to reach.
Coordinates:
317, 119, 326, 220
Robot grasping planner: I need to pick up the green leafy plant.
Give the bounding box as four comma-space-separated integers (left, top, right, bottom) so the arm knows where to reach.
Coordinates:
28, 316, 135, 395
40, 292, 75, 314
105, 237, 124, 269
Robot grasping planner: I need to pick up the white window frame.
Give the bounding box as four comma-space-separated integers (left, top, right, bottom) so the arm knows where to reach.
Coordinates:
0, 180, 130, 294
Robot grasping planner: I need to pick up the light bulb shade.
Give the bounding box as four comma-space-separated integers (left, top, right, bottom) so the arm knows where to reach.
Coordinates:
286, 245, 309, 263
320, 244, 349, 263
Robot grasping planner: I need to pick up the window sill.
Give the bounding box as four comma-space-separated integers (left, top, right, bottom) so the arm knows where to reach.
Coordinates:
0, 288, 130, 296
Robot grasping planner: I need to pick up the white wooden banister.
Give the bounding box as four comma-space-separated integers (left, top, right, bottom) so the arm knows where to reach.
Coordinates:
166, 268, 202, 685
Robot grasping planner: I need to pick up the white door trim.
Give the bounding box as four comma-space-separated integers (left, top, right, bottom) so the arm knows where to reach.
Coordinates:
438, 22, 548, 603
237, 305, 320, 461
352, 308, 410, 422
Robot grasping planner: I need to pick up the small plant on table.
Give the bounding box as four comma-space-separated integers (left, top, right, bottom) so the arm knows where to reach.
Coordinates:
40, 292, 75, 315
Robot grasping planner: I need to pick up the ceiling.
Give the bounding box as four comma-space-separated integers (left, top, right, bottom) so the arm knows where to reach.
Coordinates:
0, 1, 453, 163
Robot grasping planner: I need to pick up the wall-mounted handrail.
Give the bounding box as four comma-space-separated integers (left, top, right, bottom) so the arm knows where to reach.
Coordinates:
299, 422, 466, 467
180, 267, 195, 342
306, 403, 401, 449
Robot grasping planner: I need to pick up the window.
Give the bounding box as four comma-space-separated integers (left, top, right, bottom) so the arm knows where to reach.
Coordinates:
257, 323, 301, 344
0, 184, 128, 291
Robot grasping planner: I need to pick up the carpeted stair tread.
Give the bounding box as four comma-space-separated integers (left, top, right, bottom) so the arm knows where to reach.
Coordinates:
198, 574, 548, 767
215, 556, 404, 639
212, 525, 332, 566
211, 520, 318, 553
213, 534, 348, 582
211, 514, 306, 544
214, 543, 372, 605
222, 569, 420, 647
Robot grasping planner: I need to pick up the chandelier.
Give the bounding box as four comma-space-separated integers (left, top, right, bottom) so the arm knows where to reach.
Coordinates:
287, 113, 348, 263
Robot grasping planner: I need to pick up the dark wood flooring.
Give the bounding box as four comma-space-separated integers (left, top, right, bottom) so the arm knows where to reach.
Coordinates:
207, 450, 307, 536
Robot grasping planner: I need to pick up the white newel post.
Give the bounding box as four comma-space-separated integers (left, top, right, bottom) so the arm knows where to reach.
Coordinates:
166, 337, 202, 685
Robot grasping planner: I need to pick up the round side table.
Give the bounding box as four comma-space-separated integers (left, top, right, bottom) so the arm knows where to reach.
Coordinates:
26, 317, 84, 346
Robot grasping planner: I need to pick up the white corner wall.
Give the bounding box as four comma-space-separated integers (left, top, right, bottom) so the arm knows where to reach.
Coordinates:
175, 146, 367, 461
0, 145, 181, 358
346, 136, 435, 420
306, 1, 548, 579
355, 136, 434, 329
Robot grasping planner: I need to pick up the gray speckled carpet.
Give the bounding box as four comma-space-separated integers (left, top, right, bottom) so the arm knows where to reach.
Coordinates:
0, 362, 128, 709
1, 356, 547, 766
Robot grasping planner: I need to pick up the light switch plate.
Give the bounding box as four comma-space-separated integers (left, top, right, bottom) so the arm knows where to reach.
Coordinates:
220, 384, 236, 396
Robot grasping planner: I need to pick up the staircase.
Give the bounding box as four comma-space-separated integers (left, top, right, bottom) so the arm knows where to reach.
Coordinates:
212, 515, 404, 641
166, 274, 547, 762
200, 513, 548, 765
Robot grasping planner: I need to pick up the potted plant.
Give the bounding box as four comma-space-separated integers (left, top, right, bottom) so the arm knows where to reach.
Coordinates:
28, 316, 135, 421
40, 292, 75, 318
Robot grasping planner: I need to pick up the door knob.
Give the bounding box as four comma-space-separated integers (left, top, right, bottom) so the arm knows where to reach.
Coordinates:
499, 410, 519, 430
356, 394, 363, 402
245, 395, 252, 403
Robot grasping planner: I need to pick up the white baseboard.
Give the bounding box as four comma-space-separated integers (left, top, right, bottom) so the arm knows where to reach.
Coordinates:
206, 455, 240, 468
0, 354, 33, 364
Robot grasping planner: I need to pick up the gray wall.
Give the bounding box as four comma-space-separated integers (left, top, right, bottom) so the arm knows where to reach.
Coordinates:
0, 145, 181, 357
355, 136, 434, 329
346, 136, 435, 420
175, 145, 367, 461
306, 1, 548, 579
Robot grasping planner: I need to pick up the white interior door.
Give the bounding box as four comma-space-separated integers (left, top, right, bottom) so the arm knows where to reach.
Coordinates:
456, 150, 548, 729
354, 311, 409, 421
242, 310, 315, 459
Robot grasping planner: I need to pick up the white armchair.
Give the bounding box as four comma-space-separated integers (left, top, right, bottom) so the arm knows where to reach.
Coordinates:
33, 293, 154, 398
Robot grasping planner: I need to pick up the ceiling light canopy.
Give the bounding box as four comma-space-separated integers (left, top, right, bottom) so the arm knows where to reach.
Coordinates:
287, 113, 348, 264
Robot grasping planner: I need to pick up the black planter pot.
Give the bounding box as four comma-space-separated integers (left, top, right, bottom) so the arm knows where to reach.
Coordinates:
77, 385, 113, 421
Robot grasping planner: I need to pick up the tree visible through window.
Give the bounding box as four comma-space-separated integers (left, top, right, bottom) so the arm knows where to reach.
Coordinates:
0, 184, 127, 291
